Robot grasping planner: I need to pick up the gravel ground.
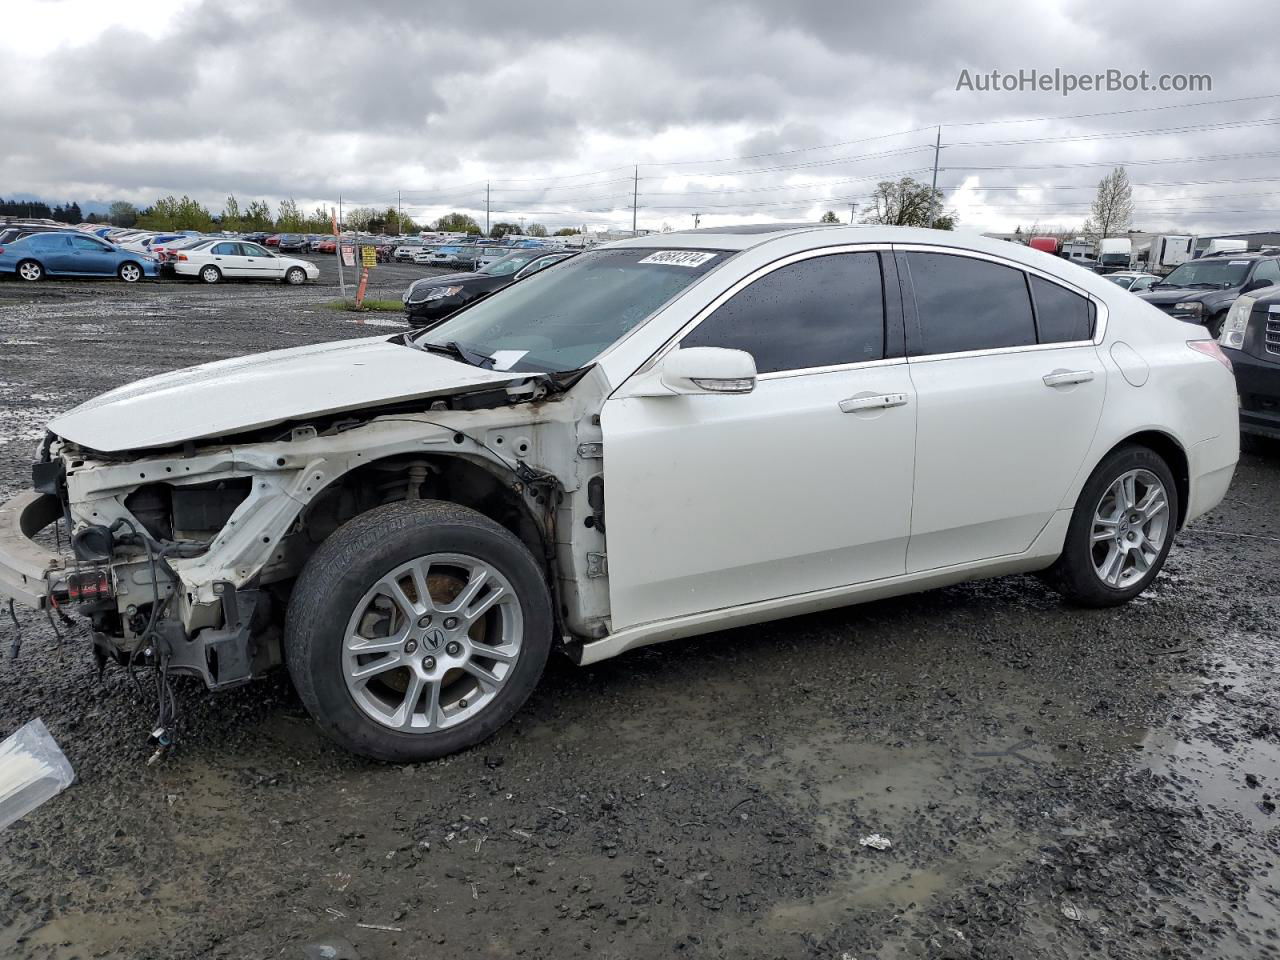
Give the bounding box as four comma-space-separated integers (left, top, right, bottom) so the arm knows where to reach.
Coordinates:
0, 266, 1278, 960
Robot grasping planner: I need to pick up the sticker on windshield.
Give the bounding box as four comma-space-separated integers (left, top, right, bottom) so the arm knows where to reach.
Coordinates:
637, 250, 718, 268
489, 350, 528, 371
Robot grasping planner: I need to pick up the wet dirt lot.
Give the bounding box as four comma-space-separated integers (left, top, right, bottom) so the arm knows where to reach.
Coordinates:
0, 266, 1278, 960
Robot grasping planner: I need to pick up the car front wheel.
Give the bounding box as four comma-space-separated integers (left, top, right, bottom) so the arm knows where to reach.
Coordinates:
285, 266, 306, 285
1044, 444, 1178, 607
284, 500, 553, 762
118, 262, 143, 283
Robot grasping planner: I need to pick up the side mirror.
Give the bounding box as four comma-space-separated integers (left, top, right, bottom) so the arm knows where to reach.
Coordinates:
1243, 277, 1273, 293
657, 347, 757, 395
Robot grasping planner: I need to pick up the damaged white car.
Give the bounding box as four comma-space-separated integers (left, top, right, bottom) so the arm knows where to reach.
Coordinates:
0, 225, 1239, 761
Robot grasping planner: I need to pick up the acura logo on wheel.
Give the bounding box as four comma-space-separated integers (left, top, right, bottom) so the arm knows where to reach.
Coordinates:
423, 628, 446, 651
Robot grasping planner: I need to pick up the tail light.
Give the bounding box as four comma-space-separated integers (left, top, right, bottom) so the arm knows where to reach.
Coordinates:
177, 253, 188, 261
1188, 339, 1233, 371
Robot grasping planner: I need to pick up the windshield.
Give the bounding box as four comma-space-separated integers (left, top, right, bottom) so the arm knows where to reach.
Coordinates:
1161, 259, 1250, 288
1106, 275, 1133, 287
479, 252, 541, 276
413, 247, 727, 373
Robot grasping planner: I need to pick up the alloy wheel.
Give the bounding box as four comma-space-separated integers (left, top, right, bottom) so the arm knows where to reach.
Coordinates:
1090, 468, 1170, 589
120, 264, 141, 282
342, 553, 524, 732
18, 262, 41, 281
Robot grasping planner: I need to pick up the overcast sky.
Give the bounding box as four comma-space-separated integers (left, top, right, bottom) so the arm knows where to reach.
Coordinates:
3, 0, 1278, 235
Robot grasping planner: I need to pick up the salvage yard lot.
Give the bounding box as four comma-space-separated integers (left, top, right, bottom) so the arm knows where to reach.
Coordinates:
1, 278, 1279, 960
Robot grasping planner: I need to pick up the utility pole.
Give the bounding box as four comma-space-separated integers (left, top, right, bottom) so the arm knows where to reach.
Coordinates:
930, 126, 943, 224
693, 212, 701, 229
631, 165, 639, 236
849, 203, 857, 224
485, 182, 490, 238
396, 190, 402, 236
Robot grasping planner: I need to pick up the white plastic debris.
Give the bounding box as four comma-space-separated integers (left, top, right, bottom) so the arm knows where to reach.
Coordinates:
858, 833, 892, 850
1061, 901, 1083, 922
0, 719, 75, 831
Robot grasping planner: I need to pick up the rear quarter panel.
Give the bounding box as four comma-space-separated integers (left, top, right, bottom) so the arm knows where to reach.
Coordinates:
1066, 294, 1238, 524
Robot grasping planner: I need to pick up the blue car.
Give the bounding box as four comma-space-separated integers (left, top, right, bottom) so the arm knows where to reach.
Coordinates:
0, 231, 158, 283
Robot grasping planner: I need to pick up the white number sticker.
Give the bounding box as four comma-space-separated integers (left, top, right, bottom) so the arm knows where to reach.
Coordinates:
637, 250, 717, 268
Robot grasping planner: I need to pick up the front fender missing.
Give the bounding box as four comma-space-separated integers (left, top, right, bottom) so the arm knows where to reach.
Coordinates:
64, 414, 555, 609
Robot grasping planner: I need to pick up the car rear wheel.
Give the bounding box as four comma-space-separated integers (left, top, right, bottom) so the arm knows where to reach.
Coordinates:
285, 266, 306, 285
17, 260, 43, 282
1044, 445, 1178, 607
284, 500, 553, 762
199, 265, 221, 284
118, 262, 142, 283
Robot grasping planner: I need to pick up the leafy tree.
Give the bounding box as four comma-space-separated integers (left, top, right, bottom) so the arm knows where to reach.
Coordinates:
221, 195, 242, 231
489, 221, 519, 239
526, 222, 548, 237
244, 199, 273, 230
435, 212, 482, 234
108, 201, 138, 227
137, 195, 213, 231
345, 206, 377, 232
1082, 166, 1133, 248
862, 177, 957, 230
553, 227, 577, 236
819, 210, 840, 223
306, 206, 333, 233
276, 198, 305, 232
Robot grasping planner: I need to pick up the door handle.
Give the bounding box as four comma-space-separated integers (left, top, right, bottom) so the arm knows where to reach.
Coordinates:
1042, 369, 1095, 387
839, 392, 909, 413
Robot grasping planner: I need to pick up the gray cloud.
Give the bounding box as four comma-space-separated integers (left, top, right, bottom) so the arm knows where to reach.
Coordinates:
2, 0, 1277, 234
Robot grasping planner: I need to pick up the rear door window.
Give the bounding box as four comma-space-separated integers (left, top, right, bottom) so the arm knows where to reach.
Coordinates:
680, 252, 885, 374
904, 252, 1036, 355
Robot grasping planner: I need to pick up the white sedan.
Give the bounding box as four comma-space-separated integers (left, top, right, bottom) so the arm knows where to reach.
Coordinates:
172, 239, 319, 284
0, 224, 1239, 762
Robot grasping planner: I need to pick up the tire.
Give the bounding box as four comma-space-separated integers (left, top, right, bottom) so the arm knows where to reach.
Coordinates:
1043, 444, 1179, 607
284, 500, 553, 762
118, 262, 143, 283
199, 264, 222, 284
285, 266, 306, 285
16, 259, 43, 282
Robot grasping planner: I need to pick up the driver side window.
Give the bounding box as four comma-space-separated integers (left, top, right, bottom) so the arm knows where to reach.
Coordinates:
680, 252, 886, 374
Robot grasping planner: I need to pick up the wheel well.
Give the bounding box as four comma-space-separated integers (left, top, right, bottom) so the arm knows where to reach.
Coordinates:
295, 453, 548, 566
1110, 431, 1190, 528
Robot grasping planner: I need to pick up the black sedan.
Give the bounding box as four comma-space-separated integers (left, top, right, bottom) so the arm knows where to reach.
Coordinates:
402, 250, 574, 325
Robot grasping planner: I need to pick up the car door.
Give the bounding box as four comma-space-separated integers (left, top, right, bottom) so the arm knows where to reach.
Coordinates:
206, 241, 249, 277
897, 247, 1105, 572
599, 249, 917, 631
239, 242, 279, 279
68, 234, 117, 275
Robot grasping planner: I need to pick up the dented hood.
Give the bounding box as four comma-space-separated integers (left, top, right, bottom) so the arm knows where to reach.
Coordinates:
49, 335, 527, 453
